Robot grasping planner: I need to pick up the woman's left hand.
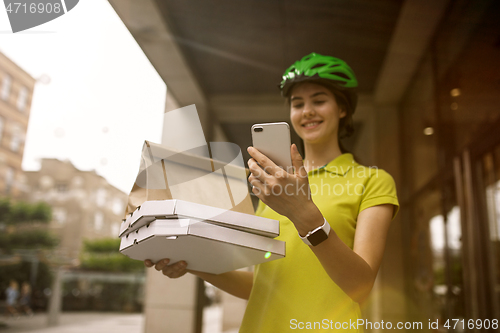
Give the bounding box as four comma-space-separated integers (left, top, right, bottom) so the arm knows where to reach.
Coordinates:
247, 144, 323, 235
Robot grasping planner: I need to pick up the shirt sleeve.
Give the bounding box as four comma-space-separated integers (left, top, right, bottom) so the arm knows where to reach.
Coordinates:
358, 168, 399, 220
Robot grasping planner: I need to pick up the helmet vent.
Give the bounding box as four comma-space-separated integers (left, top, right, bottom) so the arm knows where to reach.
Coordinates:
311, 63, 325, 69
332, 72, 350, 80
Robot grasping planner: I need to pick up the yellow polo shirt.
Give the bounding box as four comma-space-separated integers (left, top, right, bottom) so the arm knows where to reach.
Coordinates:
239, 153, 399, 332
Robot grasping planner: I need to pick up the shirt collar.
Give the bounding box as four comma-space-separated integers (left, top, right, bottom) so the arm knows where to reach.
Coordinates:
308, 153, 356, 176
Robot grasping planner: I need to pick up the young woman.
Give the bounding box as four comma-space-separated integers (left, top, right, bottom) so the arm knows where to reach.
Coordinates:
146, 53, 399, 332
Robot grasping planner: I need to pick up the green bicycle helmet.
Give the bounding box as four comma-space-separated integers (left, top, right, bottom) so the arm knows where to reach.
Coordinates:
280, 52, 358, 114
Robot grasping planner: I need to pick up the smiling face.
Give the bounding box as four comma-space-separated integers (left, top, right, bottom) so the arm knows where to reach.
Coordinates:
289, 81, 346, 146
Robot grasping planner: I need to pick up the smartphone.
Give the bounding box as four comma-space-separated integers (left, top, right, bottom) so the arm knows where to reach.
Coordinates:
251, 122, 292, 171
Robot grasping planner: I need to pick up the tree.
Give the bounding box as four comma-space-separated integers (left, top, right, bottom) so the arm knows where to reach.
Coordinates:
79, 238, 144, 273
0, 199, 56, 312
0, 199, 56, 254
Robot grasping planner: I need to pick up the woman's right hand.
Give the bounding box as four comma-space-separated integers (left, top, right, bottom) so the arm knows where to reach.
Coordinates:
144, 259, 189, 279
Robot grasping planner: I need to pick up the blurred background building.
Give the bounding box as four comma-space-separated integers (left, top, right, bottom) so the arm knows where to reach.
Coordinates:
22, 159, 143, 314
0, 51, 34, 198
0, 48, 146, 328
25, 158, 127, 259
106, 0, 500, 332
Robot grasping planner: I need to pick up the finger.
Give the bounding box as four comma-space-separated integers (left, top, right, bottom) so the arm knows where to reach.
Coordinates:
247, 147, 283, 177
248, 174, 264, 186
251, 183, 268, 199
144, 259, 154, 268
154, 258, 170, 271
250, 176, 271, 198
175, 261, 188, 276
291, 144, 307, 178
248, 174, 266, 194
248, 158, 271, 183
163, 261, 187, 278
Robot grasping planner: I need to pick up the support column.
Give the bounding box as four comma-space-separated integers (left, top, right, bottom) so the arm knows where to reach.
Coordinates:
368, 0, 451, 326
47, 267, 64, 327
374, 105, 406, 325
143, 269, 199, 333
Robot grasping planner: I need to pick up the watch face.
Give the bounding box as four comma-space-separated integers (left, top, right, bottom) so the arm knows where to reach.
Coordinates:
308, 229, 328, 246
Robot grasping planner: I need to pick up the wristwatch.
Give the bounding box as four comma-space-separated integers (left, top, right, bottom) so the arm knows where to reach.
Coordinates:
299, 218, 331, 246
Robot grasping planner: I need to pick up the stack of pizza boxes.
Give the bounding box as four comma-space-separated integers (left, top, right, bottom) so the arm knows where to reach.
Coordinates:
118, 105, 285, 274
118, 199, 284, 274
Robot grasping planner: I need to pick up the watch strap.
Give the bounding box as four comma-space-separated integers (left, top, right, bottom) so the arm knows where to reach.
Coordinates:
299, 218, 331, 246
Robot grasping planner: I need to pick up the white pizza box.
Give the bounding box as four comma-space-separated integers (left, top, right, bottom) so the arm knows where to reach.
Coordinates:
119, 218, 285, 274
119, 199, 279, 238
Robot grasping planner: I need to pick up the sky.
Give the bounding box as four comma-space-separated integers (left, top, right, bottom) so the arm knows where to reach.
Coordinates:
0, 0, 166, 193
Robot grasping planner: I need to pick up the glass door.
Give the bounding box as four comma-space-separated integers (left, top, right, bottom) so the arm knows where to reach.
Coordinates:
453, 124, 500, 325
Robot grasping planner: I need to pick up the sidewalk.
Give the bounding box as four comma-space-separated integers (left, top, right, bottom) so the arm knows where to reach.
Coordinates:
0, 309, 239, 333
0, 313, 143, 333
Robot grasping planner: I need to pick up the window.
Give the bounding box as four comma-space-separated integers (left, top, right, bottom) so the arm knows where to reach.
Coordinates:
39, 175, 53, 189
1, 74, 11, 101
112, 198, 123, 215
53, 208, 67, 225
96, 188, 107, 207
55, 182, 68, 193
94, 212, 103, 231
5, 167, 14, 194
10, 124, 21, 152
17, 86, 28, 111
72, 176, 83, 187
0, 117, 4, 144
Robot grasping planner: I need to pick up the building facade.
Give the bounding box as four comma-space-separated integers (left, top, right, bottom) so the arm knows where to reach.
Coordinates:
25, 159, 128, 260
0, 52, 35, 198
399, 0, 500, 324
